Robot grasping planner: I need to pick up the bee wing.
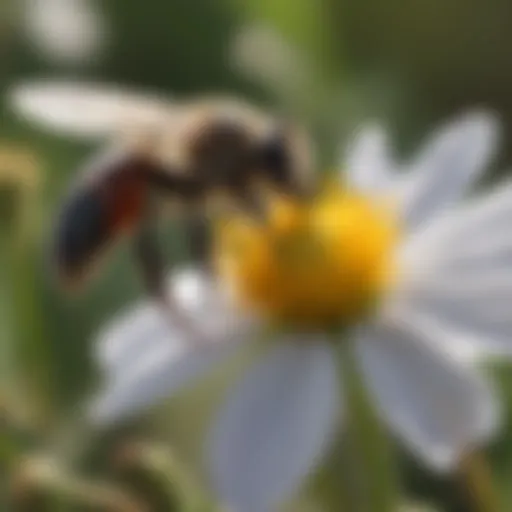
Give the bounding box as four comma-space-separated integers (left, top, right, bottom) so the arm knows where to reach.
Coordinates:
9, 81, 174, 139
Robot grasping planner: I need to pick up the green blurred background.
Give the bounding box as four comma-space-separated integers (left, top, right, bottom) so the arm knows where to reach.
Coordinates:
2, 0, 512, 510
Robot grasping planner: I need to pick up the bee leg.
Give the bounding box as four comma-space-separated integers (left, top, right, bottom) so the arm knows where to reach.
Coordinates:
133, 210, 203, 340
133, 216, 166, 302
185, 212, 213, 272
228, 183, 268, 222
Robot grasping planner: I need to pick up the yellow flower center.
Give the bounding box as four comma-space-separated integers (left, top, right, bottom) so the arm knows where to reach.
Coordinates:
214, 183, 399, 329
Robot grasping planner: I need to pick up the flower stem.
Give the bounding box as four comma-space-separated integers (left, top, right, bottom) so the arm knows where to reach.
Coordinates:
459, 450, 500, 512
340, 345, 400, 512
113, 440, 210, 512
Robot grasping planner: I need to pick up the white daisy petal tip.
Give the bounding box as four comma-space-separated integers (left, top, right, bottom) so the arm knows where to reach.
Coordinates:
400, 107, 503, 231
455, 108, 500, 138
86, 379, 157, 428
418, 392, 501, 474
344, 121, 393, 193
430, 108, 499, 153
87, 386, 153, 428
453, 108, 501, 161
93, 299, 172, 375
348, 121, 388, 148
416, 364, 502, 474
443, 108, 501, 171
355, 320, 502, 475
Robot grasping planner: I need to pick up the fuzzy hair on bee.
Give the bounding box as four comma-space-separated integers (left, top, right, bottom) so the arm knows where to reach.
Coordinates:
9, 81, 315, 318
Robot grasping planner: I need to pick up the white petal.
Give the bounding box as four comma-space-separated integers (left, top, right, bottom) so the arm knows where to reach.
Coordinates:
401, 179, 512, 271
208, 340, 339, 512
91, 269, 253, 425
355, 318, 499, 472
90, 336, 236, 426
400, 111, 498, 230
96, 268, 252, 375
397, 180, 512, 359
391, 280, 512, 361
344, 123, 394, 194
400, 178, 512, 268
9, 80, 172, 139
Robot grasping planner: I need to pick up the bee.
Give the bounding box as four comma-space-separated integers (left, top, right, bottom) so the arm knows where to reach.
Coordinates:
10, 81, 314, 319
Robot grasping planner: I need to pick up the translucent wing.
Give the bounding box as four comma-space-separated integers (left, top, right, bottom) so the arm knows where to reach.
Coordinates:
9, 80, 174, 139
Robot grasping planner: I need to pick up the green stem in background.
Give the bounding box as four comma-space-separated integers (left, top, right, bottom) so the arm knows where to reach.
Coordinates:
114, 440, 213, 512
339, 343, 401, 512
7, 235, 55, 425
0, 155, 54, 427
309, 433, 363, 512
8, 457, 146, 512
459, 450, 501, 512
0, 232, 54, 481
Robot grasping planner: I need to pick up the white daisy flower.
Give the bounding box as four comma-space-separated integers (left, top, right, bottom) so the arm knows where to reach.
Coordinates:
91, 111, 509, 512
